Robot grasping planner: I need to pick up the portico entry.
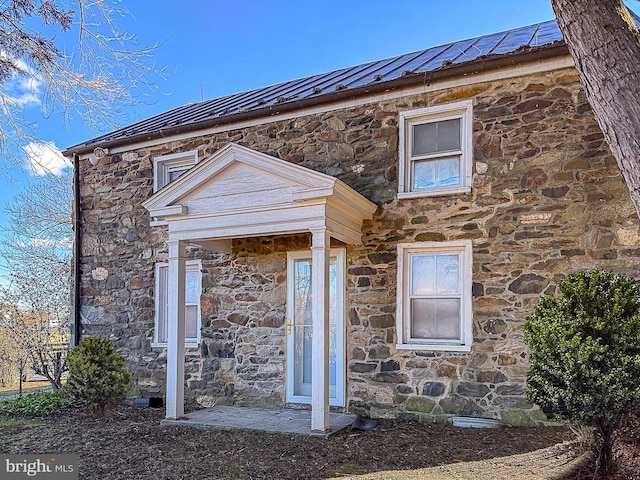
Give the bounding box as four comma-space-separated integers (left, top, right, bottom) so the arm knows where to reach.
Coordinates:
143, 143, 377, 433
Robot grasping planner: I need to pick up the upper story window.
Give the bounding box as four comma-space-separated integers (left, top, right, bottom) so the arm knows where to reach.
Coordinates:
396, 240, 473, 351
153, 150, 199, 192
398, 100, 473, 198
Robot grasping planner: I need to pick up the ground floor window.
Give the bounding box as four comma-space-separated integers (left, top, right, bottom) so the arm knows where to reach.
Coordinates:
396, 240, 472, 351
153, 260, 202, 347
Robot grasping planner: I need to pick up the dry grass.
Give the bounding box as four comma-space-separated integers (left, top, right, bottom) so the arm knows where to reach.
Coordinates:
0, 381, 51, 396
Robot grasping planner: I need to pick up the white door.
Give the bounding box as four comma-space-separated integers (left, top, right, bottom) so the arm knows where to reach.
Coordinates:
286, 249, 345, 406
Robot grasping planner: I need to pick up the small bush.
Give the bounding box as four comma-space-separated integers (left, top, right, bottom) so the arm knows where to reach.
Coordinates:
0, 390, 71, 416
66, 337, 132, 414
524, 269, 640, 476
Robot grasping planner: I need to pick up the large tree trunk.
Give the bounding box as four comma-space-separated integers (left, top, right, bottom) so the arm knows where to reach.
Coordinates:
551, 0, 640, 219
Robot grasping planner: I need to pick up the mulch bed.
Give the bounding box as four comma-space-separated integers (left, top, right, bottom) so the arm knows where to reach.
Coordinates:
1, 405, 636, 479
0, 406, 579, 479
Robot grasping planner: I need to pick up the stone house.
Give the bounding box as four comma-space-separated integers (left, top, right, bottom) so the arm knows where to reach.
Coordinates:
64, 18, 640, 432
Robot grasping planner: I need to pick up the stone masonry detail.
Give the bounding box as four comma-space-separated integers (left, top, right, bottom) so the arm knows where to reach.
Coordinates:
78, 67, 640, 425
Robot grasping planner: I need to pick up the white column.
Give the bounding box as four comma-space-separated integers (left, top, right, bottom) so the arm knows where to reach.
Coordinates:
311, 228, 330, 433
166, 239, 187, 419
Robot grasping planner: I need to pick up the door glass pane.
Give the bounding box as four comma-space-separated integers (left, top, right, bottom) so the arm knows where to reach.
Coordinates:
329, 260, 337, 327
293, 260, 312, 326
410, 298, 461, 340
294, 325, 313, 396
293, 259, 313, 397
291, 256, 339, 400
329, 324, 337, 387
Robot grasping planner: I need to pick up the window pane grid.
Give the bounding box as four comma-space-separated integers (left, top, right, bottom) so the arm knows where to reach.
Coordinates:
411, 156, 462, 190
412, 118, 461, 156
153, 152, 197, 192
400, 103, 471, 196
157, 266, 168, 344
167, 168, 189, 183
156, 262, 201, 345
406, 251, 463, 344
410, 298, 461, 341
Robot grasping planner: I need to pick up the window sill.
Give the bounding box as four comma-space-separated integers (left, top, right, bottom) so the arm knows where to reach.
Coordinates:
151, 342, 200, 349
397, 186, 471, 200
396, 343, 471, 352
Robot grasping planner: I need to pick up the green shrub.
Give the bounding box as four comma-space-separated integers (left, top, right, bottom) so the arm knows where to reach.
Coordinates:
0, 390, 71, 416
524, 269, 640, 476
65, 337, 132, 414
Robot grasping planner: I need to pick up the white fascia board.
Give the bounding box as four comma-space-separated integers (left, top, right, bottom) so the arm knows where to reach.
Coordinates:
149, 205, 188, 218
291, 187, 336, 202
332, 180, 377, 217
291, 182, 377, 221
167, 203, 328, 240
168, 220, 325, 243
325, 210, 368, 245
325, 199, 375, 237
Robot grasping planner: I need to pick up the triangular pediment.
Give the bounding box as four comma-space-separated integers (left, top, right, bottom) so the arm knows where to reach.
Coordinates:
144, 143, 337, 214
142, 143, 377, 245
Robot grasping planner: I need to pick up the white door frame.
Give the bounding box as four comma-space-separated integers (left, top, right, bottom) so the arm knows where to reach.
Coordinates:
285, 248, 346, 407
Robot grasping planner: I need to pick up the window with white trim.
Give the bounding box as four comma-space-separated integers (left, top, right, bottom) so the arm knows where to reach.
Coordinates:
396, 240, 473, 351
398, 100, 473, 198
153, 260, 202, 348
153, 150, 199, 192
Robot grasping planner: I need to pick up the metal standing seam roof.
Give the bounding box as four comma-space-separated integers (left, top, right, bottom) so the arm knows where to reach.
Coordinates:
66, 19, 564, 153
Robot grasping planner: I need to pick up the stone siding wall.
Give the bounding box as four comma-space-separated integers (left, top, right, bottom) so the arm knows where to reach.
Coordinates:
78, 66, 640, 425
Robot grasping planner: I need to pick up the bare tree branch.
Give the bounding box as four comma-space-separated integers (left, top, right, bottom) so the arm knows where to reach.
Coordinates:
0, 0, 161, 168
0, 170, 72, 390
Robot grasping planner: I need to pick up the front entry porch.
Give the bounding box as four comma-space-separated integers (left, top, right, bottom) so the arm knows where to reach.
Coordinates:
161, 405, 356, 437
143, 143, 377, 433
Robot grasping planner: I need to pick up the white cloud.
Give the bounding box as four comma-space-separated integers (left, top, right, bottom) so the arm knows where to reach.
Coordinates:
30, 237, 73, 249
1, 54, 43, 107
25, 142, 71, 176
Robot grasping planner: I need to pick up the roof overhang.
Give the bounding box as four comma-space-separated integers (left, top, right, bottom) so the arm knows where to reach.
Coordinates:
65, 43, 569, 157
142, 143, 378, 246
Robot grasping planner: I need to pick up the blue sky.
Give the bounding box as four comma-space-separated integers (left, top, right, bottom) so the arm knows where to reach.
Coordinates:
1, 0, 638, 276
